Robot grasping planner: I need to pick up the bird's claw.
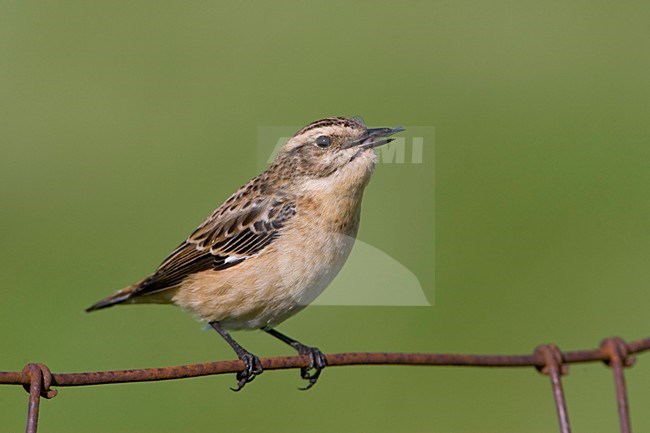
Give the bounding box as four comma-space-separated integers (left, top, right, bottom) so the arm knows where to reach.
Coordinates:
294, 345, 327, 390
230, 352, 263, 392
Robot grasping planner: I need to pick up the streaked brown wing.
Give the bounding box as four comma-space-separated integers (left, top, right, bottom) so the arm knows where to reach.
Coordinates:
132, 196, 296, 297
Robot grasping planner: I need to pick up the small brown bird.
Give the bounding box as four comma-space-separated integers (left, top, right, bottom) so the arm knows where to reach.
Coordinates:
87, 116, 404, 390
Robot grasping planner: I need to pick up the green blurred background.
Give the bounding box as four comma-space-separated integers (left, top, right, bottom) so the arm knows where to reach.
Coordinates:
1, 1, 649, 432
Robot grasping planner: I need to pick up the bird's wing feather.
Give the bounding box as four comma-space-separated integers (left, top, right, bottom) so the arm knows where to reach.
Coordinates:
132, 195, 296, 297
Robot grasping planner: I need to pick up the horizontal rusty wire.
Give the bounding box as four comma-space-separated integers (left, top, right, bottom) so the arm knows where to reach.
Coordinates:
1, 336, 649, 388
1, 336, 649, 433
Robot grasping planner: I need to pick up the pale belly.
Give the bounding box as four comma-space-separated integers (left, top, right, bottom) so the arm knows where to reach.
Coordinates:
228, 228, 356, 330
172, 228, 358, 330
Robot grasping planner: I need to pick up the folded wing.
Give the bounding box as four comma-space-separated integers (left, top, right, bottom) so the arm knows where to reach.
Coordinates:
131, 195, 296, 297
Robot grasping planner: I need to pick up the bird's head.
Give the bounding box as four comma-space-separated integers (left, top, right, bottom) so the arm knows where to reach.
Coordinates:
272, 117, 404, 190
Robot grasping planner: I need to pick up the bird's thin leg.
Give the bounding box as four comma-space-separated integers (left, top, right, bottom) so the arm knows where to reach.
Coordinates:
209, 321, 263, 391
264, 328, 326, 390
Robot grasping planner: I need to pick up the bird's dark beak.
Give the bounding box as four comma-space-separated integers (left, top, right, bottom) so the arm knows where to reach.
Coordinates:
347, 126, 405, 149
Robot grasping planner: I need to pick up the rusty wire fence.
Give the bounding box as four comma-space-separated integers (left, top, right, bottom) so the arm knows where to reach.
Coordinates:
1, 335, 649, 433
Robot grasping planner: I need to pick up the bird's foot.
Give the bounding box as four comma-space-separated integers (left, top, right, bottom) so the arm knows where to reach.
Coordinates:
231, 351, 263, 392
291, 343, 327, 390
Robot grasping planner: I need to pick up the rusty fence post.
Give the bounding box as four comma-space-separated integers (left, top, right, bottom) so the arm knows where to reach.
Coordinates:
535, 344, 571, 433
601, 337, 636, 433
21, 363, 58, 433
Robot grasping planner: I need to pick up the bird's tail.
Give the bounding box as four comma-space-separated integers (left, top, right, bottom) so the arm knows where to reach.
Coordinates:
85, 282, 141, 313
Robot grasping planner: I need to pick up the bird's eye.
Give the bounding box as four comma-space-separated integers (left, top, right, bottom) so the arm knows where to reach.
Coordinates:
315, 135, 331, 148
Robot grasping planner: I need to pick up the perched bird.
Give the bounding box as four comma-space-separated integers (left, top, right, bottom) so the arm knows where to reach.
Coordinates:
86, 116, 404, 390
